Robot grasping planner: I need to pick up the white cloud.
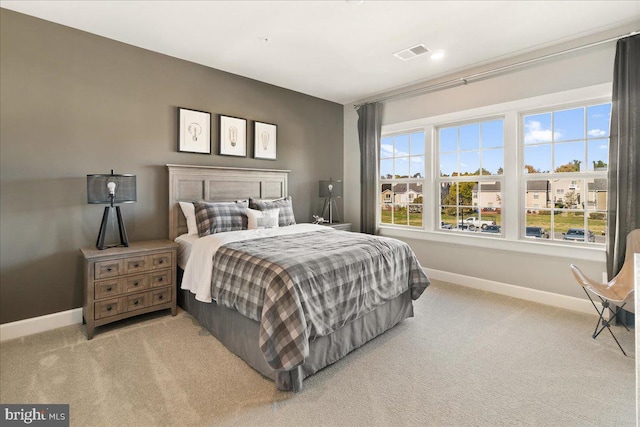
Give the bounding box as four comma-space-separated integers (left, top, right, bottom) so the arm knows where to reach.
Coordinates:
381, 144, 395, 157
599, 144, 608, 149
588, 129, 606, 137
524, 120, 561, 143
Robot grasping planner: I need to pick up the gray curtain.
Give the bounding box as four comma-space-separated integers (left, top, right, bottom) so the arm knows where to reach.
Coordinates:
357, 103, 383, 235
606, 34, 640, 325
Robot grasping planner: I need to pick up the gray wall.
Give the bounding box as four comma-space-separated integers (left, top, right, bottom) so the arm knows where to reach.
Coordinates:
344, 24, 637, 300
0, 9, 344, 324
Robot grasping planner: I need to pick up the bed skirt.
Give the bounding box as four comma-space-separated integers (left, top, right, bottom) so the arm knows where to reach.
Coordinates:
178, 274, 414, 391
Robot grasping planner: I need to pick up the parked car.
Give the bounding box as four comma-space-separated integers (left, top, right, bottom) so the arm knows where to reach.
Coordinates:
481, 225, 501, 234
440, 221, 452, 230
459, 217, 495, 230
563, 228, 596, 243
525, 226, 549, 239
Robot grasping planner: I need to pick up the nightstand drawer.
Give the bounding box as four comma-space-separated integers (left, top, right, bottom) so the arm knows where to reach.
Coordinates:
124, 256, 147, 274
151, 288, 171, 306
123, 274, 148, 293
149, 270, 171, 288
151, 252, 172, 269
95, 279, 122, 300
95, 299, 120, 319
95, 260, 124, 280
124, 292, 149, 313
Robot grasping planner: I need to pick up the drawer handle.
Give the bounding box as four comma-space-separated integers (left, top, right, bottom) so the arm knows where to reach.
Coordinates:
134, 263, 139, 268
133, 282, 139, 286
133, 300, 139, 306
107, 306, 112, 311
106, 267, 112, 272
158, 260, 164, 264
106, 286, 112, 291
158, 295, 163, 300
158, 277, 163, 282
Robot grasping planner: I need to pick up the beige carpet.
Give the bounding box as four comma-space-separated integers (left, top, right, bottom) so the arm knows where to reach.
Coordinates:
1, 280, 635, 426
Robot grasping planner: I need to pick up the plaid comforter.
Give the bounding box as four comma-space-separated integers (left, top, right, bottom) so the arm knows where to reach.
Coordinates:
211, 228, 430, 371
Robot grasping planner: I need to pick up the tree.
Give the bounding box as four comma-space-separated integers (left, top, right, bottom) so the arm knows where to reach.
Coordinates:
555, 160, 581, 173
412, 172, 423, 178
497, 167, 504, 174
563, 190, 579, 209
592, 160, 607, 169
524, 164, 540, 174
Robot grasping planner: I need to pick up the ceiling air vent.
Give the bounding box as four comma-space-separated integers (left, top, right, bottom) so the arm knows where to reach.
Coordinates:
393, 44, 429, 61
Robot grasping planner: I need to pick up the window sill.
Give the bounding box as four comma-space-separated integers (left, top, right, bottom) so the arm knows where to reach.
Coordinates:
378, 225, 606, 263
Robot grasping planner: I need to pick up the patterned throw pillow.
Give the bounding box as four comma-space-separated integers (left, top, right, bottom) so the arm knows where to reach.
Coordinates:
249, 196, 296, 227
246, 208, 280, 230
193, 201, 247, 237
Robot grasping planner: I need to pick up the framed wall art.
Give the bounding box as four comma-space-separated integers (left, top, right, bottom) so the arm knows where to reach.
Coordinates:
178, 107, 211, 154
254, 121, 277, 160
219, 115, 247, 157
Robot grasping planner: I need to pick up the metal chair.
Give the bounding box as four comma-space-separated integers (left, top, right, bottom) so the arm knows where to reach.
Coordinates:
570, 228, 639, 356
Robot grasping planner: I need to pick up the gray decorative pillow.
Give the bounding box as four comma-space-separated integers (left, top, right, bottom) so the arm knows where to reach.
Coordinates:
193, 201, 247, 237
249, 196, 296, 227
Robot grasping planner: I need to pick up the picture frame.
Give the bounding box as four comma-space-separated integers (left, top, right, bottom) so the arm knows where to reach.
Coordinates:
254, 121, 277, 160
177, 107, 211, 154
219, 115, 247, 157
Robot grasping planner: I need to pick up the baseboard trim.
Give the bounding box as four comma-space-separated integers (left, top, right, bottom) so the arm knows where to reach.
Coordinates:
424, 268, 600, 316
0, 271, 599, 342
0, 308, 83, 342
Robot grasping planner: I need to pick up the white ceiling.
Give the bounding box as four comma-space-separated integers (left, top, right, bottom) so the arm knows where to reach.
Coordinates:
2, 1, 639, 104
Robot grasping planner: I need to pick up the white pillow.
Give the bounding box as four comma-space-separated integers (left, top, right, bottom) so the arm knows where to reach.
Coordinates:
246, 208, 280, 230
179, 202, 198, 235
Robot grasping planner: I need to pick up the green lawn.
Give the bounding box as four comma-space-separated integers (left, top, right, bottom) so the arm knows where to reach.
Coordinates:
381, 208, 606, 234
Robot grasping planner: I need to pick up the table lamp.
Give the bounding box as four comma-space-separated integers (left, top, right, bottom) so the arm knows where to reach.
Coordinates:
87, 170, 136, 250
319, 178, 343, 224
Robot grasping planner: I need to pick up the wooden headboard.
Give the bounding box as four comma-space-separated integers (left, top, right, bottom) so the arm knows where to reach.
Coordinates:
167, 164, 290, 240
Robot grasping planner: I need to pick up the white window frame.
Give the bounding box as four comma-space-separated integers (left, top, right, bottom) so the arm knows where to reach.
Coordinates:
519, 99, 611, 244
378, 83, 611, 262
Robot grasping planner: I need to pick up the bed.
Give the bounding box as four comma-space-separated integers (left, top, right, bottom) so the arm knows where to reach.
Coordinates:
167, 164, 430, 391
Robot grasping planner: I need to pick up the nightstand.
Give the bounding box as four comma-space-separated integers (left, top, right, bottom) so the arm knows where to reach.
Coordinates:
321, 222, 352, 232
81, 240, 178, 339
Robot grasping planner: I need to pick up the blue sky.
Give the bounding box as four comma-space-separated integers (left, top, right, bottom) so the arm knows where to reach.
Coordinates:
380, 103, 611, 179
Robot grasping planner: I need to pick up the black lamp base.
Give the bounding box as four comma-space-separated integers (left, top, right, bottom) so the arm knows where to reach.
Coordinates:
96, 206, 130, 250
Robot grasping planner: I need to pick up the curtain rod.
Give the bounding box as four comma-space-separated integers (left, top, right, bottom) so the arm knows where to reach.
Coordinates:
354, 30, 639, 109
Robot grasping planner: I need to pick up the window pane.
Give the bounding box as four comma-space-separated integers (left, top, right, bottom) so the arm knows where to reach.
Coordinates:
586, 178, 607, 211
380, 159, 393, 179
554, 179, 584, 209
440, 206, 456, 230
410, 156, 425, 178
524, 144, 551, 173
380, 204, 392, 224
524, 113, 552, 144
482, 149, 504, 175
440, 127, 457, 152
554, 108, 585, 141
381, 137, 394, 159
481, 120, 504, 148
410, 132, 425, 155
526, 180, 551, 209
588, 212, 606, 244
458, 181, 476, 207
440, 153, 457, 177
525, 212, 551, 240
381, 183, 393, 205
408, 204, 423, 227
394, 204, 408, 226
440, 182, 455, 205
477, 182, 502, 211
460, 151, 480, 175
395, 134, 409, 156
554, 141, 585, 172
460, 124, 479, 150
394, 157, 409, 177
587, 104, 611, 139
587, 139, 608, 171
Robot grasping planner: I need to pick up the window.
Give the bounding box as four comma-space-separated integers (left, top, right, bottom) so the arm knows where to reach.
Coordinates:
380, 131, 425, 227
438, 119, 504, 233
522, 103, 610, 244
378, 85, 610, 252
